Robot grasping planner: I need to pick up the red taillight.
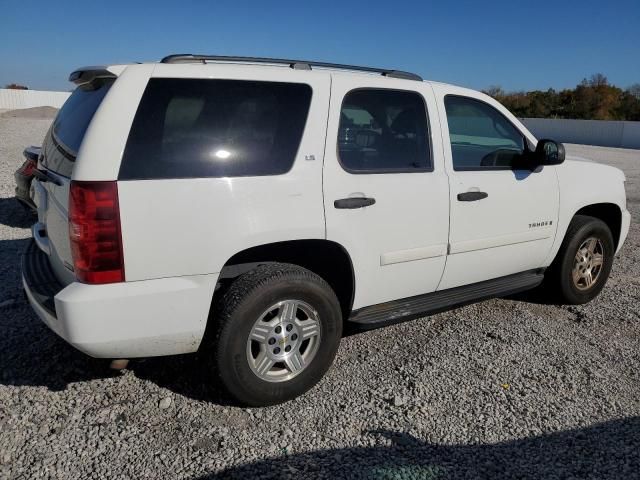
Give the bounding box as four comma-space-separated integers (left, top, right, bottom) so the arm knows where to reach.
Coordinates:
20, 159, 36, 176
69, 181, 124, 284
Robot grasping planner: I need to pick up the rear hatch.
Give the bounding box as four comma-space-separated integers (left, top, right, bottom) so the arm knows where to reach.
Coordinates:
34, 76, 114, 286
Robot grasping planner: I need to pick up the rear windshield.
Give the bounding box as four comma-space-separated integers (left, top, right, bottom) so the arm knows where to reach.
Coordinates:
119, 78, 312, 180
42, 78, 114, 177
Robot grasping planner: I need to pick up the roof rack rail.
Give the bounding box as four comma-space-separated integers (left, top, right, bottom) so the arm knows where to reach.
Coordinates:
160, 54, 423, 81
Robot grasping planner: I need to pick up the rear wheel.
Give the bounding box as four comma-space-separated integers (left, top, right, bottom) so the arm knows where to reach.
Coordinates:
211, 263, 342, 406
545, 215, 615, 304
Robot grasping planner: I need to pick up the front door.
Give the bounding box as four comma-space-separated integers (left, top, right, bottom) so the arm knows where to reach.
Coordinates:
435, 90, 560, 290
323, 76, 450, 310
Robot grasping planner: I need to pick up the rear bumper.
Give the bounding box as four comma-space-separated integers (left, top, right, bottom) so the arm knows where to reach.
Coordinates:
22, 241, 217, 358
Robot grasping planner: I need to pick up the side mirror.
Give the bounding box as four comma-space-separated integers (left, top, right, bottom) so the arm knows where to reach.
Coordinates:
535, 139, 565, 165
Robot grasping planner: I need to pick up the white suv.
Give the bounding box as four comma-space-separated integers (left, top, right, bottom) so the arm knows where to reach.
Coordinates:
23, 55, 631, 406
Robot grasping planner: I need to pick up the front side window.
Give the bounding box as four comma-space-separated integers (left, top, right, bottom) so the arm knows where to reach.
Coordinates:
119, 79, 312, 180
338, 89, 431, 173
444, 95, 525, 170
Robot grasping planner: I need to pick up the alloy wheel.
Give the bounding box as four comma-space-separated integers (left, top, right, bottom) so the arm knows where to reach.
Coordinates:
572, 237, 605, 291
246, 300, 322, 382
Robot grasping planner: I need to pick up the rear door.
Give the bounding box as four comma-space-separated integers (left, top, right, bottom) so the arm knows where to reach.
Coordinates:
35, 78, 114, 285
323, 75, 450, 310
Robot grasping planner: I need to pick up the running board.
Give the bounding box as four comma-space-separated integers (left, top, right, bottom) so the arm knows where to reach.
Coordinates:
348, 270, 544, 329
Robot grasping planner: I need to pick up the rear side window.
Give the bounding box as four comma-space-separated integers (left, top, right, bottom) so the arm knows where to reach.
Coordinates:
42, 79, 114, 176
119, 79, 312, 180
338, 89, 431, 173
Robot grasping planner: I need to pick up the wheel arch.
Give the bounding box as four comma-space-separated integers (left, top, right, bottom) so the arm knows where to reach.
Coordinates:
545, 201, 624, 269
213, 239, 356, 321
573, 203, 622, 250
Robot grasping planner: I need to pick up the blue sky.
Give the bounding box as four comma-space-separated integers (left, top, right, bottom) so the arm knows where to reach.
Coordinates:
1, 0, 638, 92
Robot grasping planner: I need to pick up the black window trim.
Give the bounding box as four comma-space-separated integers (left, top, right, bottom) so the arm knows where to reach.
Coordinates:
336, 87, 434, 175
118, 77, 315, 181
51, 128, 78, 162
444, 94, 532, 172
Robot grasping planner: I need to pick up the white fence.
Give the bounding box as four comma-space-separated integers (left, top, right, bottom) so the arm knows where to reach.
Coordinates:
0, 89, 70, 110
522, 118, 640, 150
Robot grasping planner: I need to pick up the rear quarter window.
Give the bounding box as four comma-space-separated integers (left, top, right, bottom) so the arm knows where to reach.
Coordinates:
119, 79, 313, 180
43, 78, 114, 177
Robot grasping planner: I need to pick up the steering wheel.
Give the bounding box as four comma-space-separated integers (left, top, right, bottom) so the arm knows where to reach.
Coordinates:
480, 148, 521, 167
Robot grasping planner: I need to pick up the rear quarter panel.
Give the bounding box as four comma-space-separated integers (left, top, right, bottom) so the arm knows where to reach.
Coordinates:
117, 65, 331, 281
73, 64, 155, 181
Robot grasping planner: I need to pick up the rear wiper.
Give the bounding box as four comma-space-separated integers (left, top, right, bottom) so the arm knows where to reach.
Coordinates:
33, 169, 63, 186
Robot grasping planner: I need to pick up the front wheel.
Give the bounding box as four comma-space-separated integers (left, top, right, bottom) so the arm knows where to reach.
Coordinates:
545, 215, 615, 304
211, 263, 342, 406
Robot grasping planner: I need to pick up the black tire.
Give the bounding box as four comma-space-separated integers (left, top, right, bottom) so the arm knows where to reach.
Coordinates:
545, 215, 615, 304
211, 263, 342, 406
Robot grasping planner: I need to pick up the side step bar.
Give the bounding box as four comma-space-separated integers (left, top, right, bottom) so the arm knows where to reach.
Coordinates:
348, 270, 545, 329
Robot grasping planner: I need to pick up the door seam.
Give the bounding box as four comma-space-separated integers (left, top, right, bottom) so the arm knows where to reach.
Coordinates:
428, 82, 452, 291
321, 74, 333, 240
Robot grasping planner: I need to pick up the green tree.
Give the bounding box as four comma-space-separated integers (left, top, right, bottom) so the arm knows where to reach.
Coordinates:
4, 83, 28, 90
484, 74, 636, 120
627, 84, 640, 99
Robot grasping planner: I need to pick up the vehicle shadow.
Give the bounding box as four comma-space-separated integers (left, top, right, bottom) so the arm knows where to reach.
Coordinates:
201, 418, 640, 479
0, 262, 557, 406
0, 242, 233, 402
1, 286, 232, 403
0, 234, 226, 400
1, 306, 232, 403
128, 353, 237, 405
0, 196, 35, 228
0, 235, 580, 404
0, 239, 117, 390
505, 287, 562, 306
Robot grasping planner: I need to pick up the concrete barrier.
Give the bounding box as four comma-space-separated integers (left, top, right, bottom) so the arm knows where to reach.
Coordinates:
0, 89, 70, 110
522, 118, 640, 149
620, 122, 640, 149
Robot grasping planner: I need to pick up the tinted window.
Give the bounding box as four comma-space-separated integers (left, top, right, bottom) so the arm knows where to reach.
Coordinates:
43, 78, 113, 176
119, 79, 312, 180
338, 89, 430, 173
444, 95, 525, 170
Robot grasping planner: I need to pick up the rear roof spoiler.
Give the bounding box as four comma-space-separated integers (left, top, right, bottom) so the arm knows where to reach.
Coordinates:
69, 66, 117, 85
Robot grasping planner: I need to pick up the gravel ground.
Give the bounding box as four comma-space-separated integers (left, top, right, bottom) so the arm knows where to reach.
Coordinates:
0, 107, 58, 119
0, 116, 639, 479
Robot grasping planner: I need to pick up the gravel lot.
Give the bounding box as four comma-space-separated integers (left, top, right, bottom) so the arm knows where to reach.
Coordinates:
0, 116, 639, 479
